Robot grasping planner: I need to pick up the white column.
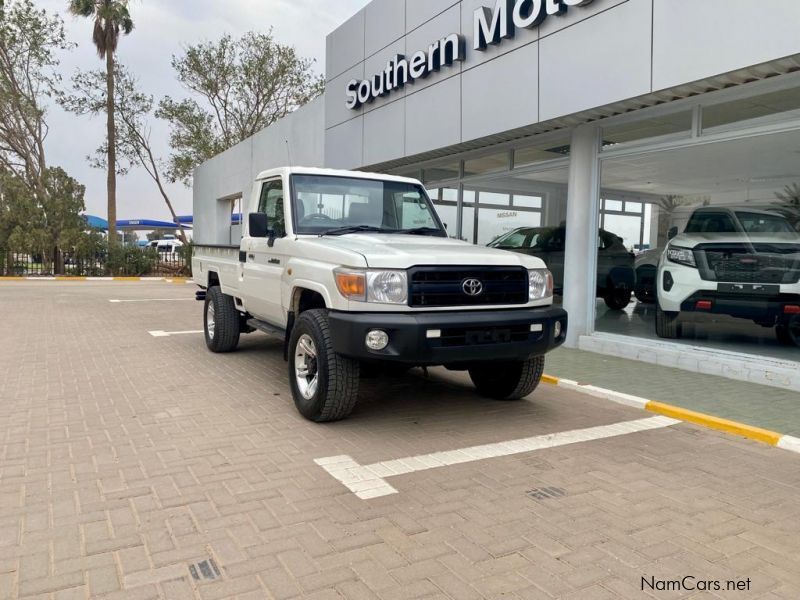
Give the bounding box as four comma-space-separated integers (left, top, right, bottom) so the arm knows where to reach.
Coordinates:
562, 124, 601, 347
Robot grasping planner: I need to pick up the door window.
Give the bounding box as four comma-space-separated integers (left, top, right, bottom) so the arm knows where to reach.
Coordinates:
257, 179, 286, 237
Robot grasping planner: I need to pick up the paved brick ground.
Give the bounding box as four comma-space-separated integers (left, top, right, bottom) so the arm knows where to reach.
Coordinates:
546, 348, 800, 437
1, 281, 799, 599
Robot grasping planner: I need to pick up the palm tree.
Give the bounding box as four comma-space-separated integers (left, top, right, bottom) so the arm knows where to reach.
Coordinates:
67, 0, 133, 247
774, 183, 800, 230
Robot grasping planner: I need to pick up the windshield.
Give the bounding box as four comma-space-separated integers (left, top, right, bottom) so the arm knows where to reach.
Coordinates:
735, 212, 796, 234
488, 228, 542, 249
291, 175, 445, 236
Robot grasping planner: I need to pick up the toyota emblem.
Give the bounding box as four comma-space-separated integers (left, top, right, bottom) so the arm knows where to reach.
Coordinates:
462, 278, 484, 296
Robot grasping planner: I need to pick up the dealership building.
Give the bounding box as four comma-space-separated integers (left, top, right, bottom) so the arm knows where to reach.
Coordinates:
195, 0, 800, 390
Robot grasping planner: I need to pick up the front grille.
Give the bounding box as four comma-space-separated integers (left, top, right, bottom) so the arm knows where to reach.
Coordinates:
409, 266, 529, 307
696, 243, 800, 285
439, 325, 531, 347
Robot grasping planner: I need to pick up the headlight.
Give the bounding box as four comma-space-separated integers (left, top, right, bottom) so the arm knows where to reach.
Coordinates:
335, 269, 407, 304
367, 270, 408, 304
529, 269, 553, 301
666, 245, 696, 268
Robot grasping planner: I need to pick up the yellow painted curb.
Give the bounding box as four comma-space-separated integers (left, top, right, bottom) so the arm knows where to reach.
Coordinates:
55, 276, 87, 281
0, 276, 25, 280
541, 374, 560, 385
543, 374, 788, 449
645, 401, 782, 446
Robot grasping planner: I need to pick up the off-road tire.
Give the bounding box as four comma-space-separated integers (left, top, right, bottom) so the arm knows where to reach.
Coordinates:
776, 318, 800, 347
288, 309, 360, 422
655, 305, 682, 339
604, 289, 632, 310
468, 356, 546, 401
204, 286, 240, 353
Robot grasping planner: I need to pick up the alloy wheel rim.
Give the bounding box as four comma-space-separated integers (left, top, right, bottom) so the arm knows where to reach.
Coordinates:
294, 334, 319, 400
206, 302, 215, 340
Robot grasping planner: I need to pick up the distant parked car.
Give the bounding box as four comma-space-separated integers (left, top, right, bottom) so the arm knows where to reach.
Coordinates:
488, 226, 636, 310
149, 239, 184, 256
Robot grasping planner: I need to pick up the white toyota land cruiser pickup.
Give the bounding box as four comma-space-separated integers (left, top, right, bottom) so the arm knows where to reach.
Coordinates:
193, 168, 568, 422
656, 206, 800, 346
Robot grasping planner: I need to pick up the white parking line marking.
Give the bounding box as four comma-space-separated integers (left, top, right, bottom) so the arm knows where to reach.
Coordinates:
148, 330, 203, 337
315, 416, 680, 500
110, 298, 194, 303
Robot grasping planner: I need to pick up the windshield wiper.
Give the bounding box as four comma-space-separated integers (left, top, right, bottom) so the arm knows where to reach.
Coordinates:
402, 227, 445, 236
321, 225, 399, 237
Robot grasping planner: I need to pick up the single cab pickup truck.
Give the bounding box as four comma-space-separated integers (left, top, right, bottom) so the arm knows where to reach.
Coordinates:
193, 168, 568, 421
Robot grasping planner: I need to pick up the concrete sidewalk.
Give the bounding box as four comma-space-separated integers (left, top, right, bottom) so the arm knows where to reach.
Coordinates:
546, 347, 800, 437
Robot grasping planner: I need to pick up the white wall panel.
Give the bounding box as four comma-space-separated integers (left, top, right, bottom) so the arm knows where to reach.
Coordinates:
364, 100, 406, 165
539, 0, 651, 121
365, 0, 406, 57
653, 0, 800, 91
363, 38, 407, 114
325, 118, 364, 169
459, 0, 539, 69
405, 76, 461, 156
326, 64, 364, 129
326, 10, 365, 81
193, 139, 252, 245
538, 0, 628, 38
461, 42, 539, 142
251, 99, 325, 175
404, 5, 463, 93
406, 0, 458, 33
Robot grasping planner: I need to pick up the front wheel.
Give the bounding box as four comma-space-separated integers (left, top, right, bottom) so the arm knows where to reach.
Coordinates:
468, 356, 545, 401
204, 286, 240, 352
288, 309, 360, 422
655, 305, 682, 339
604, 289, 632, 310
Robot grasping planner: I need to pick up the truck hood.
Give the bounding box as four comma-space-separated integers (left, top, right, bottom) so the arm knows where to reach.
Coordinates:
301, 234, 546, 269
673, 232, 800, 247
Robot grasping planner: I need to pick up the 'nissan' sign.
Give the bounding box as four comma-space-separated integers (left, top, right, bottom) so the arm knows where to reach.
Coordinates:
345, 0, 596, 110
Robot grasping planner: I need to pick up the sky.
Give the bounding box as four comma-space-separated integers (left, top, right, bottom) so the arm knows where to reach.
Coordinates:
37, 0, 371, 222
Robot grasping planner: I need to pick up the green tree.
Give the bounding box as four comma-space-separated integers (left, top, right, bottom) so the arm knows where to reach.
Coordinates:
0, 166, 89, 274
62, 64, 189, 243
67, 0, 133, 247
0, 0, 70, 194
157, 31, 324, 186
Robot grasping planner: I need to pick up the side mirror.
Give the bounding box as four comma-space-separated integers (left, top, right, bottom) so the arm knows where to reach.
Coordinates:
667, 226, 678, 240
249, 213, 269, 238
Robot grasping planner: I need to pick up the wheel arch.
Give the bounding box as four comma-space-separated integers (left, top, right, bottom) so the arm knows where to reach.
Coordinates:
284, 284, 330, 361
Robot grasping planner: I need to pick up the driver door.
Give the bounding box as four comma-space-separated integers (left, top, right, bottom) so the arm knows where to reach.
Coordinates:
241, 177, 289, 327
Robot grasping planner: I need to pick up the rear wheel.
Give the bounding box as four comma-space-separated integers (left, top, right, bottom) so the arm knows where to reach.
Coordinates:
204, 286, 240, 352
655, 305, 682, 339
288, 309, 360, 422
776, 317, 800, 347
604, 289, 632, 310
468, 356, 545, 401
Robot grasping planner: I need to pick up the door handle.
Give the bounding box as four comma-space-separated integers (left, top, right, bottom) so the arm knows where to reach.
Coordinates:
248, 253, 255, 261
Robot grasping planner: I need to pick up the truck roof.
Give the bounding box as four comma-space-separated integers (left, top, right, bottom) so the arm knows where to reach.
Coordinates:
254, 166, 421, 185
691, 206, 780, 217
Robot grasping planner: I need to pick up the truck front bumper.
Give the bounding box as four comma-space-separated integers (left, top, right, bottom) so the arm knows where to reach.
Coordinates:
328, 307, 568, 365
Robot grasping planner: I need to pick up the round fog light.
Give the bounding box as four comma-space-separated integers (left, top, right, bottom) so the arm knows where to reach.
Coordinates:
554, 321, 562, 338
365, 329, 389, 351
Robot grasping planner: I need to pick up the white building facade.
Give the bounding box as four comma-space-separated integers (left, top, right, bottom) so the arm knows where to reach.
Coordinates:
195, 0, 800, 389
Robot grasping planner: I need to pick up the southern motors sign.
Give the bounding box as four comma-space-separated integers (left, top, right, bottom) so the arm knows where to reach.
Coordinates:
345, 0, 595, 109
